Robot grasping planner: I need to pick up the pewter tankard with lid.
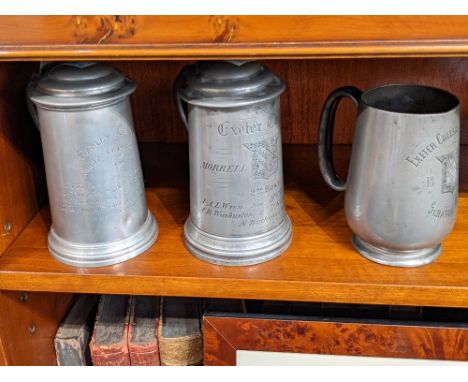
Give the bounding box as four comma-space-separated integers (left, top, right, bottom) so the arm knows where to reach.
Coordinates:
318, 84, 459, 267
175, 61, 292, 266
27, 62, 158, 267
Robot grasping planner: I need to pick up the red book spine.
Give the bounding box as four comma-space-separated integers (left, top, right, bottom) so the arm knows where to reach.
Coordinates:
127, 296, 161, 366
127, 334, 160, 366
89, 341, 131, 366
89, 295, 131, 366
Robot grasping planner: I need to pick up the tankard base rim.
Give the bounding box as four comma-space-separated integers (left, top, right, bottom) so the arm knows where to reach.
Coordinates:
47, 211, 158, 268
184, 215, 292, 266
352, 234, 441, 268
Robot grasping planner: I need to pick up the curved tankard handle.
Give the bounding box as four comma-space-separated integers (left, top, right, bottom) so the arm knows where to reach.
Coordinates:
173, 69, 189, 130
318, 86, 362, 191
25, 75, 41, 130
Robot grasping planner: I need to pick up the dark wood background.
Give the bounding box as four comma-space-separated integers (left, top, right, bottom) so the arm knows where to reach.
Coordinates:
107, 58, 468, 144
14, 58, 468, 145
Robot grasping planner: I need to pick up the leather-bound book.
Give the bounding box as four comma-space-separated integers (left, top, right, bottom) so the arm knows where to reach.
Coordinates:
158, 297, 203, 366
128, 296, 161, 366
54, 294, 99, 366
89, 295, 131, 366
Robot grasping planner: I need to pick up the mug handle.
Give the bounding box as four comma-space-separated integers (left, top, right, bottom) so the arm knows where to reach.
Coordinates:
318, 86, 362, 191
25, 75, 41, 130
173, 68, 189, 130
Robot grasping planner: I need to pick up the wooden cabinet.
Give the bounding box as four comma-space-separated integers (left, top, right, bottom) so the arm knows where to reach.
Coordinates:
0, 16, 467, 365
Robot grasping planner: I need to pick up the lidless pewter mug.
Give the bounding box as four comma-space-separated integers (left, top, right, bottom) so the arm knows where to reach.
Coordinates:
318, 84, 459, 267
175, 61, 292, 266
27, 62, 158, 267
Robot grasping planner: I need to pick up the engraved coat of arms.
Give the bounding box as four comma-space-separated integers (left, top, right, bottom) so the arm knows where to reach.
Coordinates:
436, 151, 457, 194
244, 137, 279, 180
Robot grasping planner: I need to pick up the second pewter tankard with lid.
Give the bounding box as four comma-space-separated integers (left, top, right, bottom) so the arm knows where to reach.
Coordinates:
175, 60, 292, 266
27, 62, 158, 268
318, 84, 459, 267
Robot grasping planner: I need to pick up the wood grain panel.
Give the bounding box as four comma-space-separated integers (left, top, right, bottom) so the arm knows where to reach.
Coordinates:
0, 337, 7, 365
0, 62, 46, 255
0, 16, 467, 59
109, 58, 468, 144
203, 316, 468, 365
0, 291, 75, 365
0, 144, 466, 308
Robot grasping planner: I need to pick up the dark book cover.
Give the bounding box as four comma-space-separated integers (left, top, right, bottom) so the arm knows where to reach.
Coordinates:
203, 298, 247, 314
89, 295, 131, 366
54, 294, 99, 366
128, 296, 161, 366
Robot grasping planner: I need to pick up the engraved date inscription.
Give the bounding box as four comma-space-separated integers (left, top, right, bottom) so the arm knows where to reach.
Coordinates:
412, 175, 435, 195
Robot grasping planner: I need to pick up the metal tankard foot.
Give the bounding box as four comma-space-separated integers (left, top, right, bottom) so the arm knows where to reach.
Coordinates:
352, 234, 442, 268
48, 212, 158, 268
184, 215, 292, 266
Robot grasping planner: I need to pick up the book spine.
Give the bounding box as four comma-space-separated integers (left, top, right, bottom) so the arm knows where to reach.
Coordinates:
159, 334, 203, 366
90, 346, 131, 366
55, 334, 88, 366
128, 341, 160, 366
54, 294, 99, 366
89, 295, 131, 366
127, 295, 161, 366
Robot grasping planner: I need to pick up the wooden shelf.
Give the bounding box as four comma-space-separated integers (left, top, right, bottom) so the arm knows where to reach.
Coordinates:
0, 144, 467, 308
0, 16, 468, 60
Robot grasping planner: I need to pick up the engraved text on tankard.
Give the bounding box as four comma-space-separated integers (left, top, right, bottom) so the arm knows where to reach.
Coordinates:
174, 61, 292, 266
318, 84, 459, 267
27, 62, 158, 267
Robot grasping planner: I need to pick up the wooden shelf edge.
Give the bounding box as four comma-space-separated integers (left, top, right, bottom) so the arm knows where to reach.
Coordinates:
2, 40, 468, 61
1, 145, 466, 308
0, 272, 466, 308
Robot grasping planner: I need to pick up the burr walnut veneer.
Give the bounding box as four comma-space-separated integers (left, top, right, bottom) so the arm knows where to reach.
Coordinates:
0, 16, 467, 365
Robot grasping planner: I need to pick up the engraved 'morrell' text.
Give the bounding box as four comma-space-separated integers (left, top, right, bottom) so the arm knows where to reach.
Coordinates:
201, 162, 247, 173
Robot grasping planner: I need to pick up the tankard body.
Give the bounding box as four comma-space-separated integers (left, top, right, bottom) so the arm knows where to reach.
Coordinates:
318, 84, 459, 267
175, 61, 292, 266
27, 62, 158, 267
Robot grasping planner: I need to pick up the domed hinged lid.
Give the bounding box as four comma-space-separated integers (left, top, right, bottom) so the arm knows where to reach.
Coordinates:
27, 62, 136, 110
176, 60, 285, 108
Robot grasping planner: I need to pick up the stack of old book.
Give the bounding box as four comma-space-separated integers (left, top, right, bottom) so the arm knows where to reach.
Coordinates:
54, 295, 203, 366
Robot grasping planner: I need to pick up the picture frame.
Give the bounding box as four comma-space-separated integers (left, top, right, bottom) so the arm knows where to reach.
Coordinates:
203, 313, 468, 365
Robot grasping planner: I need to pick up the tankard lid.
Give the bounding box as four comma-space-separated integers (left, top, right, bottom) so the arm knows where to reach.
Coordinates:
27, 62, 136, 110
176, 60, 285, 108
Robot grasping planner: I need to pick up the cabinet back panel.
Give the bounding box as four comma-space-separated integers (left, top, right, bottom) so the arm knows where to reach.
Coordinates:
109, 58, 468, 144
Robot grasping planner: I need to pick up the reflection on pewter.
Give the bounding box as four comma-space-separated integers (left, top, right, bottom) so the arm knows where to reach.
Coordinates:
27, 62, 158, 267
175, 61, 292, 266
318, 84, 459, 267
